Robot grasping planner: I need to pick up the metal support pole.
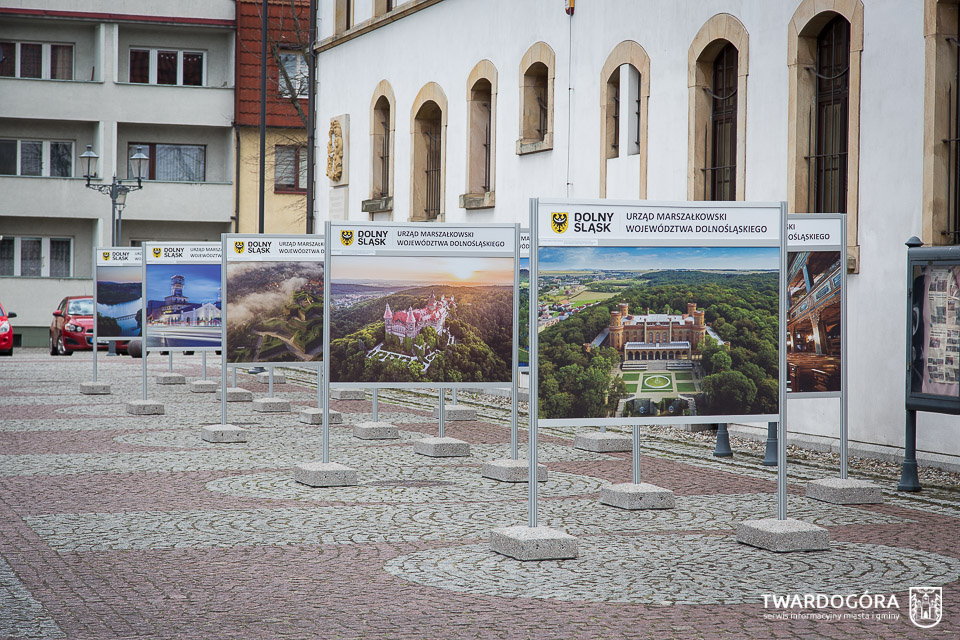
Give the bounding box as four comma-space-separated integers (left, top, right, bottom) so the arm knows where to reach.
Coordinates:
372, 388, 379, 421
92, 333, 98, 382
438, 387, 445, 438
632, 424, 641, 484
141, 343, 147, 401
220, 342, 227, 428
168, 351, 173, 373
840, 214, 849, 479
322, 224, 331, 464
713, 423, 732, 457
232, 365, 237, 387
202, 351, 207, 381
528, 199, 540, 528
268, 368, 274, 397
898, 409, 922, 491
762, 421, 778, 466
777, 202, 789, 521
316, 368, 322, 409
452, 388, 457, 404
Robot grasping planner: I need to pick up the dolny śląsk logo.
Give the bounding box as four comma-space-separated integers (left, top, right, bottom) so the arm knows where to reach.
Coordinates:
340, 230, 354, 246
551, 212, 568, 234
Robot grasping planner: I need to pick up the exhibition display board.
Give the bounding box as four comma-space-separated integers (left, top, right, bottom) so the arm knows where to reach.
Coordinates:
786, 215, 845, 397
327, 221, 519, 389
142, 242, 223, 351
222, 234, 325, 366
94, 247, 143, 341
532, 199, 787, 427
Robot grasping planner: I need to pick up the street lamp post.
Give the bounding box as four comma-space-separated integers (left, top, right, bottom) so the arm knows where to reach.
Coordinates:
80, 145, 148, 246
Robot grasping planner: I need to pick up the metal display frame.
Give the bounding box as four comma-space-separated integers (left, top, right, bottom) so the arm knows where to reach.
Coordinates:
325, 220, 520, 391
528, 197, 789, 524
785, 214, 849, 478
92, 246, 142, 382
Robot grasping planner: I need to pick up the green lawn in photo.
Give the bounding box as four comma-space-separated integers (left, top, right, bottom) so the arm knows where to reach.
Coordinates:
621, 372, 641, 381
519, 348, 529, 363
641, 373, 674, 393
625, 383, 638, 393
677, 382, 697, 392
674, 372, 694, 380
569, 290, 618, 305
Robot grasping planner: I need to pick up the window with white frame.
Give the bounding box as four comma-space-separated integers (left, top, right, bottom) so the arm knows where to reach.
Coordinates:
0, 236, 72, 277
0, 139, 73, 177
128, 48, 205, 86
0, 41, 74, 80
274, 145, 307, 191
278, 52, 308, 98
128, 142, 206, 182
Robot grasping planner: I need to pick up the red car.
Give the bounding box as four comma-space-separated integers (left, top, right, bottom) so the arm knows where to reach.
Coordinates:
0, 300, 15, 356
50, 296, 95, 356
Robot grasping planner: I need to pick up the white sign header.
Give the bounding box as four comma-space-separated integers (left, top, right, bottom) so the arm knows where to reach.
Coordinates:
226, 236, 325, 261
537, 200, 781, 245
144, 242, 222, 264
787, 216, 843, 249
96, 247, 142, 267
331, 223, 515, 255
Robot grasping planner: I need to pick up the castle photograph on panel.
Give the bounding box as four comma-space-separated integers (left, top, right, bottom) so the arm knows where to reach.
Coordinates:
225, 261, 324, 363
786, 250, 842, 393
96, 265, 142, 338
330, 255, 514, 383
144, 264, 222, 348
537, 246, 780, 420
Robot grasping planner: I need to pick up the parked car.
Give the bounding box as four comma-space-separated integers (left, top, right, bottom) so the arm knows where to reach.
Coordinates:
0, 301, 16, 356
50, 296, 95, 356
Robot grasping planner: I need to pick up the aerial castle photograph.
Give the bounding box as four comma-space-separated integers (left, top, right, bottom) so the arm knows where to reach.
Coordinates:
329, 254, 514, 383
537, 245, 780, 419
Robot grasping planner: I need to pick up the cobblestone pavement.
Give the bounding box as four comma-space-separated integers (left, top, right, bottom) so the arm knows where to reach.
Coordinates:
0, 349, 958, 639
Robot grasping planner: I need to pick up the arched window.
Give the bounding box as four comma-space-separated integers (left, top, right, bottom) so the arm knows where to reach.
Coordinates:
517, 42, 555, 155
688, 14, 749, 201
410, 83, 447, 222
923, 0, 960, 245
599, 41, 650, 199
363, 80, 395, 219
812, 16, 850, 214
788, 0, 863, 271
461, 60, 497, 210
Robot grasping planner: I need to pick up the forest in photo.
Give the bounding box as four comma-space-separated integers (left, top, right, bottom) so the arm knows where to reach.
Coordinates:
536, 251, 780, 420
226, 261, 324, 363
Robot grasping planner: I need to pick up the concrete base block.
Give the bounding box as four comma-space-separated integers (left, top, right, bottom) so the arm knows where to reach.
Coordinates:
252, 397, 291, 413
737, 518, 830, 552
330, 389, 365, 400
480, 459, 547, 483
600, 482, 675, 510
806, 478, 884, 505
125, 400, 164, 415
200, 424, 248, 443
79, 382, 111, 395
490, 526, 578, 561
353, 421, 400, 440
215, 387, 253, 402
255, 371, 286, 384
155, 373, 186, 385
573, 431, 633, 453
298, 408, 342, 425
293, 461, 357, 487
189, 380, 218, 393
432, 404, 477, 421
414, 437, 471, 457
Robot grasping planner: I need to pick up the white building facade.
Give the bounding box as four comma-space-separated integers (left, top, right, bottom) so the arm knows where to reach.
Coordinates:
313, 0, 960, 462
0, 0, 235, 346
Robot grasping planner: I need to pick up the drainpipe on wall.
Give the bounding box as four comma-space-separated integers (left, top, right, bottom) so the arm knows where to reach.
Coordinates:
306, 0, 317, 234
233, 125, 241, 233
565, 2, 574, 198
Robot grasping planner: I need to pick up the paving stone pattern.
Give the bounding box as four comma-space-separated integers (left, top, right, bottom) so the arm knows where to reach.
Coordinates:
0, 350, 958, 639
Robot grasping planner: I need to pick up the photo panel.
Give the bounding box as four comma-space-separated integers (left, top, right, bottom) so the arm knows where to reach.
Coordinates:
534, 199, 784, 426
95, 247, 143, 340
223, 235, 324, 365
143, 242, 223, 351
785, 215, 845, 396
329, 223, 518, 387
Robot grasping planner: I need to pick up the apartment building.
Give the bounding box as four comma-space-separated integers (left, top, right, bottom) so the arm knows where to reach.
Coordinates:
0, 0, 236, 346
